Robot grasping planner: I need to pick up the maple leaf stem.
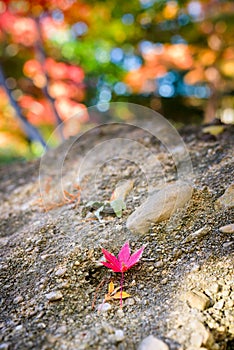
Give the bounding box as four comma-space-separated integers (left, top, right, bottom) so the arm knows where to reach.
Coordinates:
120, 271, 124, 308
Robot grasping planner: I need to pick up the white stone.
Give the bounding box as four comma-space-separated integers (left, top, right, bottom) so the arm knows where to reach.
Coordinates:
45, 291, 63, 301
213, 299, 224, 310
115, 329, 125, 342
138, 335, 169, 350
55, 267, 67, 277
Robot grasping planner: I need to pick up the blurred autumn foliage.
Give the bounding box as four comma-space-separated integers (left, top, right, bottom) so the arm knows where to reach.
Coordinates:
0, 0, 234, 162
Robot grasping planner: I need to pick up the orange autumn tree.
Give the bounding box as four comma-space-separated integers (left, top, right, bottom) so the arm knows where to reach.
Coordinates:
0, 0, 88, 159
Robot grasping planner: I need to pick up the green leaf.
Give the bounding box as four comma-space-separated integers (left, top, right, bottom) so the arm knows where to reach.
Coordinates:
110, 199, 126, 218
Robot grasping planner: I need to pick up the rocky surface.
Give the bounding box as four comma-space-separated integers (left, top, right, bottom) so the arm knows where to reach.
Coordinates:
0, 123, 233, 350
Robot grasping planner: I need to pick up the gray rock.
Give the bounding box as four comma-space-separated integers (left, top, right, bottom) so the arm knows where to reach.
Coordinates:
219, 223, 234, 234
45, 291, 63, 301
127, 181, 193, 234
216, 183, 234, 208
138, 335, 169, 350
185, 290, 210, 311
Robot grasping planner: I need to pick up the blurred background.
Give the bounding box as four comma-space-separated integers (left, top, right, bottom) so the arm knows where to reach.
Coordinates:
0, 0, 234, 164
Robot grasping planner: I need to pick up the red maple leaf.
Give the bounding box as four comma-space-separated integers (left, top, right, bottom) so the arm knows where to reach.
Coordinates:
101, 242, 144, 273
101, 242, 144, 308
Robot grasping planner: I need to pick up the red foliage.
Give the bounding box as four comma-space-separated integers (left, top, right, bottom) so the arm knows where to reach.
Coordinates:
44, 58, 84, 83
24, 58, 84, 84
55, 97, 87, 121
19, 95, 55, 125
1, 0, 74, 13
0, 11, 38, 46
19, 94, 87, 126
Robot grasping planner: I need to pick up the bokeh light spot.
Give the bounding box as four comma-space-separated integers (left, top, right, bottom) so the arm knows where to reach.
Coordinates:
158, 84, 175, 98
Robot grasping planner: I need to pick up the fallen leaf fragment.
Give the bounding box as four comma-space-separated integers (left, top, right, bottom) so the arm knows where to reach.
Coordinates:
104, 282, 131, 302
112, 291, 131, 299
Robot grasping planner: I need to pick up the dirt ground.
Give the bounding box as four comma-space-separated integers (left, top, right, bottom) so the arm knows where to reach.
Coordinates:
0, 122, 233, 350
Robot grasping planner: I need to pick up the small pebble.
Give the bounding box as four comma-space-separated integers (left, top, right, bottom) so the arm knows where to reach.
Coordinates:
182, 226, 209, 244
14, 325, 23, 332
13, 295, 23, 304
55, 267, 67, 277
223, 242, 233, 248
213, 300, 224, 310
114, 329, 125, 342
138, 335, 169, 350
45, 291, 63, 301
219, 223, 234, 234
161, 278, 168, 285
185, 290, 210, 311
155, 261, 164, 268
97, 302, 111, 313
205, 282, 220, 295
